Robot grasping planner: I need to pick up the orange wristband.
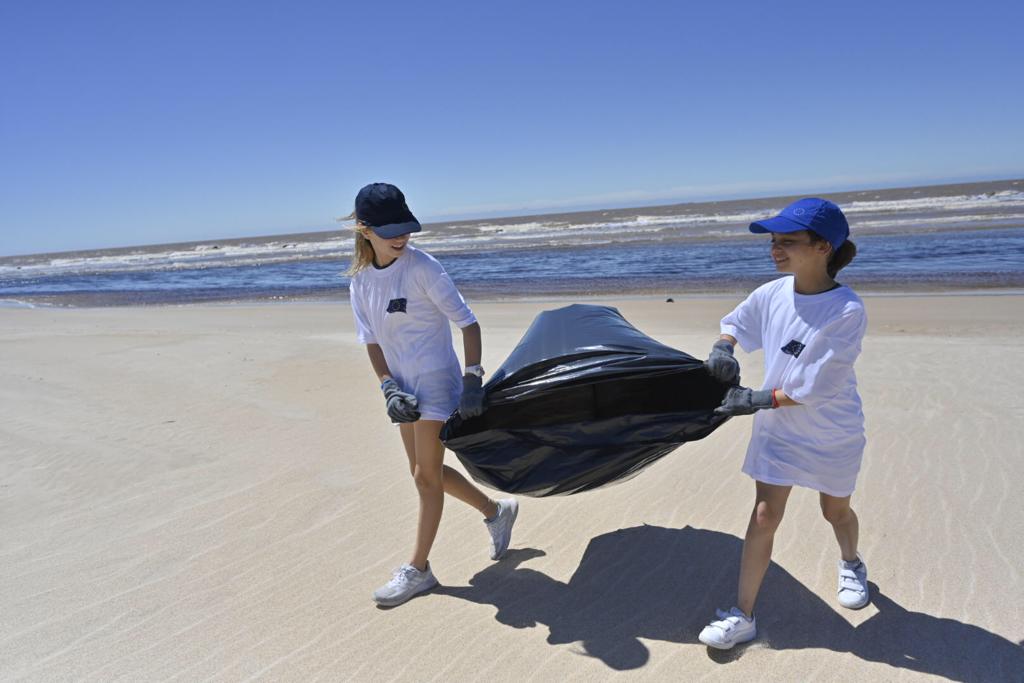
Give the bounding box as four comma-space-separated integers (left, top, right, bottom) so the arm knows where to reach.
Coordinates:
771, 389, 780, 409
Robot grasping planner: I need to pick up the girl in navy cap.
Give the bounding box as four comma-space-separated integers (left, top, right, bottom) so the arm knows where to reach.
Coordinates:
347, 183, 518, 607
698, 198, 867, 649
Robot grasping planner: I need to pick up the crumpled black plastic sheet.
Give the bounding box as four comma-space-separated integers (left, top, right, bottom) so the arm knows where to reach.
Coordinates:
441, 304, 731, 497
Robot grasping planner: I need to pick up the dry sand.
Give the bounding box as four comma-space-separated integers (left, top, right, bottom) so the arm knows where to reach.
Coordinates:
1, 295, 1023, 681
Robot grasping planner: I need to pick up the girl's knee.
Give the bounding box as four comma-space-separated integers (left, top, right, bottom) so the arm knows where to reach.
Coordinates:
412, 468, 443, 492
821, 501, 852, 525
753, 500, 785, 532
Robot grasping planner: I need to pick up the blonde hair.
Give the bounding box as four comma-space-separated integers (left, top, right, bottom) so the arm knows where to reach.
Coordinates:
344, 213, 377, 276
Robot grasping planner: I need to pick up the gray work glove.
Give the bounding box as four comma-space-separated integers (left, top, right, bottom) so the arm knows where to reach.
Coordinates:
705, 339, 740, 384
458, 374, 486, 419
381, 377, 420, 423
714, 386, 775, 416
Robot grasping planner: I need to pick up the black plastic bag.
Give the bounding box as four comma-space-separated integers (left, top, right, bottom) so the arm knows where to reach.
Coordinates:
441, 304, 731, 497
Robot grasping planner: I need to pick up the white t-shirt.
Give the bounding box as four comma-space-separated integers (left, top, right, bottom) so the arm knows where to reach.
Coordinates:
349, 246, 477, 421
721, 276, 867, 497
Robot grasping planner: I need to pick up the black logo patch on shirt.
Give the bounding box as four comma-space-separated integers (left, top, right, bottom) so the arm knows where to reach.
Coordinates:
386, 298, 408, 314
781, 339, 805, 357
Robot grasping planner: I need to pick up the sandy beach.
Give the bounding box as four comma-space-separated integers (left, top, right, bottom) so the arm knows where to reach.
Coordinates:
2, 294, 1023, 681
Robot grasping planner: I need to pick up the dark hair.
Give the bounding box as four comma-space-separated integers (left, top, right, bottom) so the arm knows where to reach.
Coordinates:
809, 233, 857, 278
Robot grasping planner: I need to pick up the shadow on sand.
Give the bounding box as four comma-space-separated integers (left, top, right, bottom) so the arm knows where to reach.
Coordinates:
436, 525, 1023, 682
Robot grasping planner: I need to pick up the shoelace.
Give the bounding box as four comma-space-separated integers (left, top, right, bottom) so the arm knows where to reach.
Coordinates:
390, 565, 419, 587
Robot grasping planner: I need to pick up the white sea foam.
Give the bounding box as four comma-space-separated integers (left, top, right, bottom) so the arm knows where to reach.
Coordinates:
843, 191, 1024, 215
854, 212, 1024, 229
0, 299, 38, 308
0, 236, 351, 278
3, 190, 1021, 280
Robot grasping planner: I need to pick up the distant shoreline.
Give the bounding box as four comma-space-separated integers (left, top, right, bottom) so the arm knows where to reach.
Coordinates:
8, 283, 1024, 310
5, 180, 1022, 308
4, 177, 1022, 262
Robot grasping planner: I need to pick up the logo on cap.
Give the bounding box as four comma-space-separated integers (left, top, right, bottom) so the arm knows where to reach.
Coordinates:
748, 198, 850, 251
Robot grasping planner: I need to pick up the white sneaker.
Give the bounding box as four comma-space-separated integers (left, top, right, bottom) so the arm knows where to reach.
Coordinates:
698, 607, 757, 650
838, 554, 869, 609
484, 498, 519, 560
372, 562, 438, 607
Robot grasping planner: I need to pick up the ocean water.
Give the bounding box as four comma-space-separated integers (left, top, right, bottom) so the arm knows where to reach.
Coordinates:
2, 180, 1023, 306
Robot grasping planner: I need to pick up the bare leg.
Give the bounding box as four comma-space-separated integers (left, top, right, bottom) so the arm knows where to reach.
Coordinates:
400, 421, 498, 517
820, 493, 859, 562
408, 420, 445, 571
444, 465, 498, 517
399, 422, 417, 475
737, 481, 792, 617
404, 420, 499, 570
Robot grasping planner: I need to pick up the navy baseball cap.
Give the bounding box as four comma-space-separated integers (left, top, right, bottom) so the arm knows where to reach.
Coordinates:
749, 198, 850, 251
354, 183, 422, 239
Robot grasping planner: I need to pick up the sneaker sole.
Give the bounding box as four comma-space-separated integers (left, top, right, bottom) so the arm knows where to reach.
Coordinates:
839, 594, 870, 609
699, 631, 756, 650
373, 577, 439, 607
490, 500, 519, 560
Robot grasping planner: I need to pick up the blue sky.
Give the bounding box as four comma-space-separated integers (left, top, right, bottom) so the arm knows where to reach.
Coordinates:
2, 1, 1022, 256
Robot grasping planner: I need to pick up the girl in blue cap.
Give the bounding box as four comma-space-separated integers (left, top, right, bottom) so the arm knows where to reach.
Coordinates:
347, 183, 518, 608
698, 198, 867, 649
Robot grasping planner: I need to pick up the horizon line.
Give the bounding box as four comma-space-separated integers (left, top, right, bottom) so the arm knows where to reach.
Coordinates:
4, 172, 1023, 259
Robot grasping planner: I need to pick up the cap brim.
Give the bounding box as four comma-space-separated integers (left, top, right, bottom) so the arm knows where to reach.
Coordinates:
369, 221, 422, 239
749, 215, 809, 235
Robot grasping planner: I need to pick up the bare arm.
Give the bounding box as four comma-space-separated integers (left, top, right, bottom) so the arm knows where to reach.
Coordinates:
366, 343, 393, 382
456, 322, 486, 418
461, 322, 482, 371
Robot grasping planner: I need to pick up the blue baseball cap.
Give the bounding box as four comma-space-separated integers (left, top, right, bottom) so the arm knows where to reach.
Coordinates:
354, 183, 422, 239
749, 198, 849, 251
